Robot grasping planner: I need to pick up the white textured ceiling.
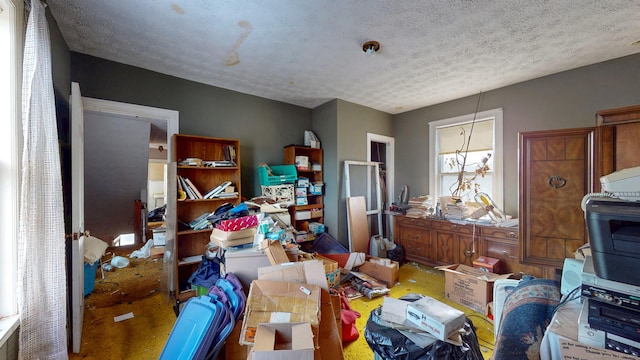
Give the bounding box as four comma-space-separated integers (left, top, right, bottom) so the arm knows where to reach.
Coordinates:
47, 0, 640, 114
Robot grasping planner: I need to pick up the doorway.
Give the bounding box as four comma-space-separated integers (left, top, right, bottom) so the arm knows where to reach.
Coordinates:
367, 133, 395, 241
81, 98, 178, 247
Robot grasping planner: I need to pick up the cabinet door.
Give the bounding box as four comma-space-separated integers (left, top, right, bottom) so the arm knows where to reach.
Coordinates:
433, 229, 457, 265
519, 128, 593, 267
458, 233, 479, 267
395, 217, 433, 264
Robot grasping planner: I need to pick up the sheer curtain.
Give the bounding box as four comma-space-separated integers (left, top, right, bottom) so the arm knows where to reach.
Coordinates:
18, 1, 68, 359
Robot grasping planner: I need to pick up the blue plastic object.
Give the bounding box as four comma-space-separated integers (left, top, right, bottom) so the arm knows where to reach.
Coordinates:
83, 261, 99, 296
160, 296, 224, 360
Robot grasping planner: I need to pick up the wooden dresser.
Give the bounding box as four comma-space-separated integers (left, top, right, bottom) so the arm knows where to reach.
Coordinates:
394, 215, 551, 278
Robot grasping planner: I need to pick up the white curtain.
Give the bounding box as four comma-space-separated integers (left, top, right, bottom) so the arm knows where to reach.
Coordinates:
18, 1, 68, 359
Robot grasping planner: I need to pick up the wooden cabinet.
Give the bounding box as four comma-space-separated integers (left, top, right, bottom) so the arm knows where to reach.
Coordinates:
284, 146, 323, 233
394, 215, 552, 276
172, 134, 241, 302
519, 128, 593, 268
595, 105, 640, 191
394, 217, 434, 264
431, 220, 478, 266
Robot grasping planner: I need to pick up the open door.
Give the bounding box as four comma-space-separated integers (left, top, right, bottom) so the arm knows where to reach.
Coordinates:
70, 81, 85, 353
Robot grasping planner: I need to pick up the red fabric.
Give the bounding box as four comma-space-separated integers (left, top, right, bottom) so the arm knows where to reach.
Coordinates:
338, 291, 361, 343
215, 215, 258, 231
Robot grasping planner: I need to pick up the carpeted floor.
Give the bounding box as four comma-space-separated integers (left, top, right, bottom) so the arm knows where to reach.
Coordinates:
69, 250, 495, 359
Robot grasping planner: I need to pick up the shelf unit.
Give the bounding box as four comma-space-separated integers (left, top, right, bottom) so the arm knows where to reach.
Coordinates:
173, 134, 241, 302
284, 145, 323, 235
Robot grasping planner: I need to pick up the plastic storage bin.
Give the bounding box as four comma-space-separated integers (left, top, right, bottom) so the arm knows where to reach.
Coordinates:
258, 165, 297, 185
84, 260, 99, 296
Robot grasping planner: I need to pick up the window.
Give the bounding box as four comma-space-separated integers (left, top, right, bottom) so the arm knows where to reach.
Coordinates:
429, 108, 503, 209
0, 0, 22, 325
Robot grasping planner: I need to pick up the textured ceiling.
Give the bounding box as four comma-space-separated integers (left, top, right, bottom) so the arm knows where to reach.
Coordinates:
47, 0, 640, 115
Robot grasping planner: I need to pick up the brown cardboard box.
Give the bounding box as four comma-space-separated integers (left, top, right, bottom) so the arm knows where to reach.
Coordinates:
240, 280, 321, 346
150, 246, 165, 258
224, 321, 252, 360
262, 239, 292, 265
251, 322, 315, 360
436, 264, 512, 314
317, 289, 345, 359
357, 256, 400, 287
258, 260, 328, 291
210, 227, 256, 248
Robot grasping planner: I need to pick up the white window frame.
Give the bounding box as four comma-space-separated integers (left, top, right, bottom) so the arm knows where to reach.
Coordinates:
0, 0, 23, 345
428, 108, 503, 209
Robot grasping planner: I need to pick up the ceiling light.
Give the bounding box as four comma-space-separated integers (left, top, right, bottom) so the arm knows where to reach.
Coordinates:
362, 41, 380, 55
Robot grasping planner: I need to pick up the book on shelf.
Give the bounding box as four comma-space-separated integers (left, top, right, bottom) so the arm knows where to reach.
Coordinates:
177, 175, 203, 200
223, 144, 237, 163
203, 181, 232, 199
177, 176, 195, 199
202, 160, 236, 167
188, 212, 211, 230
183, 177, 203, 199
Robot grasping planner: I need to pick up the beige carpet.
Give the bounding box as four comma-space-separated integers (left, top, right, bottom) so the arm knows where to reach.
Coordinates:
69, 256, 494, 359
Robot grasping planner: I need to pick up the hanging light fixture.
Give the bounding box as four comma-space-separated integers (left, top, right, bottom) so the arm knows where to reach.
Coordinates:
362, 40, 380, 55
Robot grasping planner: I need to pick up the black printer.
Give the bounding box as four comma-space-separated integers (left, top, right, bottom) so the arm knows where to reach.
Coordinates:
585, 197, 640, 286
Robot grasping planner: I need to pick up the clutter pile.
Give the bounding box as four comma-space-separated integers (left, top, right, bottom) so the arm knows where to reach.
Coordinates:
365, 293, 485, 360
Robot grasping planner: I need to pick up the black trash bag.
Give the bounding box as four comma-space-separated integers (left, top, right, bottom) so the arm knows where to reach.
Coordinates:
188, 256, 221, 289
387, 243, 405, 264
148, 204, 166, 222
364, 298, 484, 360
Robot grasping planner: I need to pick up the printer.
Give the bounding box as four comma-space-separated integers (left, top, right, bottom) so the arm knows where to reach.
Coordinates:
583, 166, 640, 287
585, 198, 640, 286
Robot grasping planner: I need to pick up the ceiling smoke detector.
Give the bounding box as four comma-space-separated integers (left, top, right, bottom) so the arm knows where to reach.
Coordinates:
362, 40, 380, 55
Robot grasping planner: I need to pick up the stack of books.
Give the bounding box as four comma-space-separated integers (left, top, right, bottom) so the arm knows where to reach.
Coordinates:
188, 212, 212, 230
405, 195, 433, 218
443, 202, 473, 220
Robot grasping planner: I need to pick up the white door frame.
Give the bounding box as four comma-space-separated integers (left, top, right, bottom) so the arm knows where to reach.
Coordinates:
71, 90, 179, 352
81, 97, 179, 292
367, 133, 395, 239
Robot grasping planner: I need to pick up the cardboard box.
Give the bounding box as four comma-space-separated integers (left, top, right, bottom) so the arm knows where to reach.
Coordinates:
405, 296, 466, 341
358, 256, 400, 287
240, 280, 321, 345
258, 260, 328, 291
210, 227, 256, 248
262, 239, 291, 265
224, 247, 272, 291
225, 321, 252, 360
251, 322, 314, 360
436, 264, 512, 313
295, 211, 311, 220
150, 246, 165, 258
472, 256, 502, 273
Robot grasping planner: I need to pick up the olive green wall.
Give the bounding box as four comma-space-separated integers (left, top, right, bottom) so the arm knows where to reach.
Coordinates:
393, 53, 640, 217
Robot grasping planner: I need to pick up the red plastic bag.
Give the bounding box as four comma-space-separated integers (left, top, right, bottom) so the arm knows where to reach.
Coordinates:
339, 290, 361, 343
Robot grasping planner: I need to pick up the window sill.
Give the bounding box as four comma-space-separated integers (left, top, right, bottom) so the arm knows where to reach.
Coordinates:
0, 314, 19, 348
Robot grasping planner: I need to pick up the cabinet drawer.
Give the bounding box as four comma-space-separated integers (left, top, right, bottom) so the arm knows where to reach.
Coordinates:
403, 238, 430, 259
396, 216, 431, 228
481, 226, 518, 241
431, 220, 472, 235
485, 239, 519, 261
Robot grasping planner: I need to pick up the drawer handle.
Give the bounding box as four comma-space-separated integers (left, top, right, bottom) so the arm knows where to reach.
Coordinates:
411, 234, 421, 240
463, 250, 474, 257
508, 232, 516, 238
452, 225, 458, 230
548, 175, 567, 189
